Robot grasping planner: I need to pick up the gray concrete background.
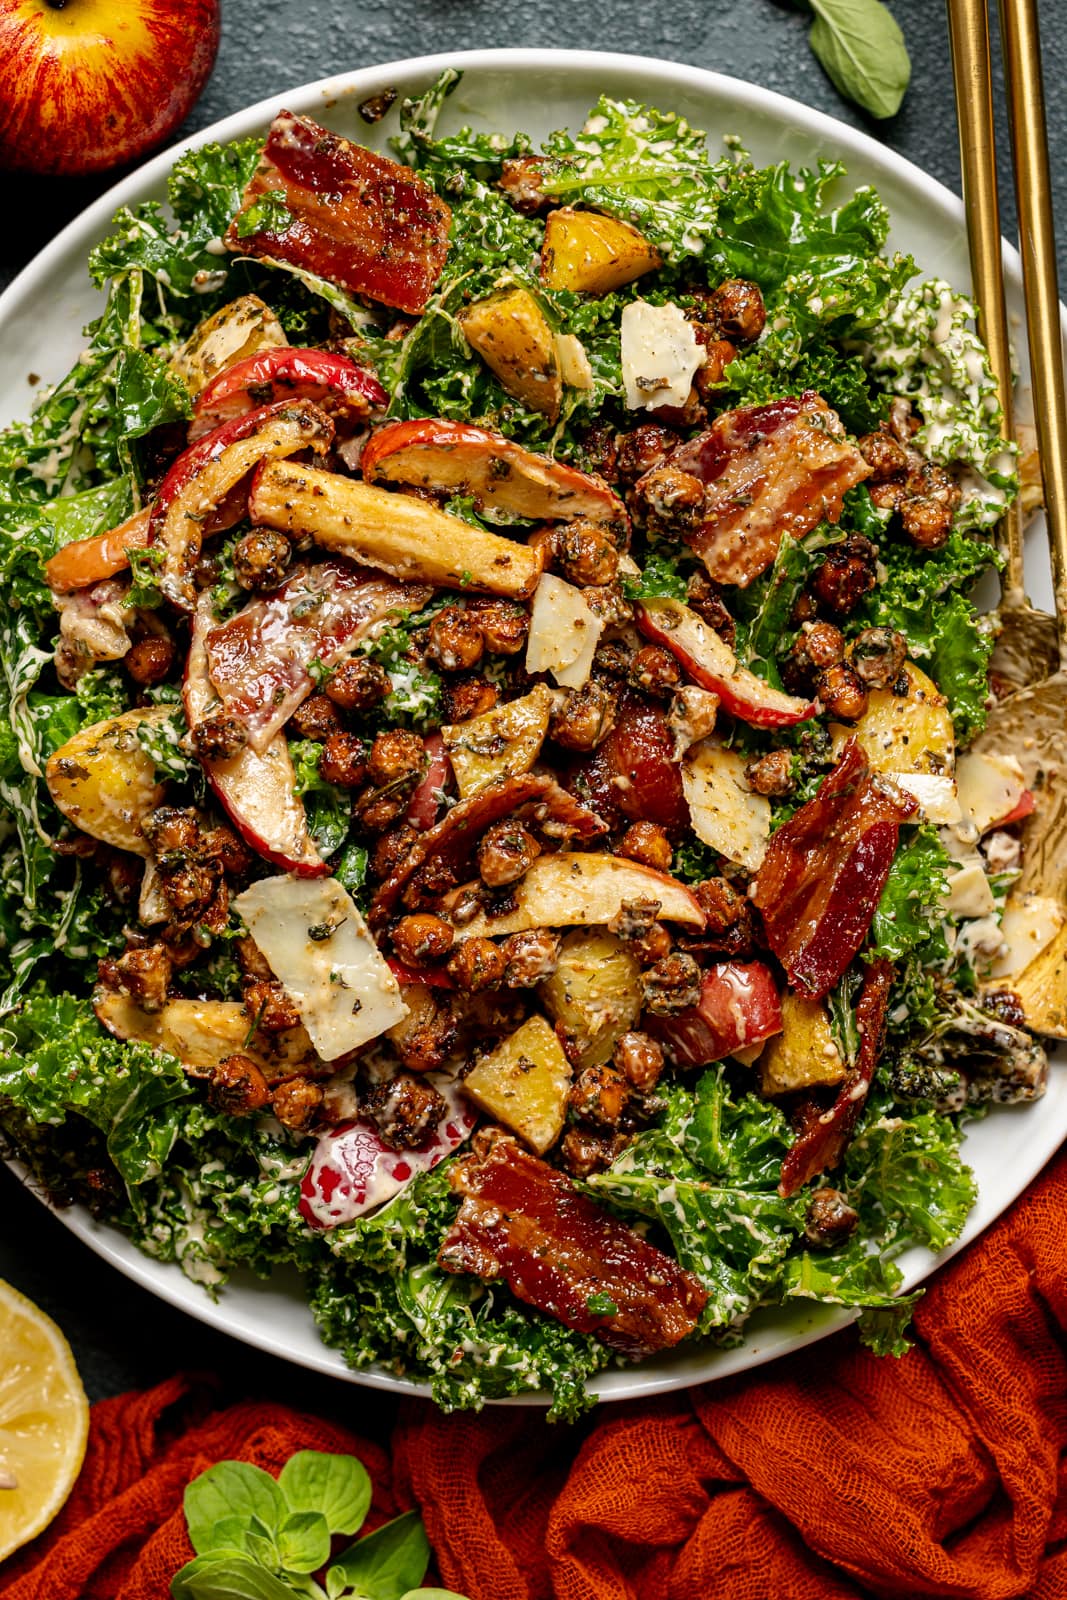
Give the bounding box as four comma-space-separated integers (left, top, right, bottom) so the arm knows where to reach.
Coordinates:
0, 0, 1064, 1414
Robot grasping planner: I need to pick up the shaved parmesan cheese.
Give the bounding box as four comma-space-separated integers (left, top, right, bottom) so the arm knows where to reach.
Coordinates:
555, 332, 594, 390
956, 751, 1026, 835
681, 739, 770, 872
891, 772, 962, 825
989, 893, 1065, 978
620, 300, 702, 411
234, 875, 407, 1061
525, 572, 603, 689
945, 860, 996, 920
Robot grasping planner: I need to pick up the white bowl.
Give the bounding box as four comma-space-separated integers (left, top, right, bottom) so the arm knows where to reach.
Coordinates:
2, 49, 1063, 1406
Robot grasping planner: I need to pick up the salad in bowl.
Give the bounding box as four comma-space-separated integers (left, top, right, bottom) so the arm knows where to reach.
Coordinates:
0, 68, 1060, 1419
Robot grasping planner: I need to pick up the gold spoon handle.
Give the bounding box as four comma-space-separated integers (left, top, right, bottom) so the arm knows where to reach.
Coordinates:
999, 0, 1067, 657
946, 0, 1024, 598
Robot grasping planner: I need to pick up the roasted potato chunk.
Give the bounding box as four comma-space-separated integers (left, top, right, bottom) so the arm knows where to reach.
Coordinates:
462, 1014, 572, 1154
45, 707, 172, 855
759, 992, 846, 1096
539, 929, 642, 1069
831, 661, 954, 777
541, 207, 661, 294
170, 294, 287, 397
442, 683, 553, 799
460, 288, 562, 420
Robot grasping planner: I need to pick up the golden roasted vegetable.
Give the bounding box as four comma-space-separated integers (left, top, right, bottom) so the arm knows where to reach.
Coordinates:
94, 990, 314, 1075
249, 460, 543, 599
539, 929, 642, 1068
759, 992, 846, 1096
832, 661, 954, 777
541, 207, 661, 294
170, 295, 287, 397
45, 707, 171, 855
446, 852, 705, 938
443, 683, 553, 799
1007, 921, 1067, 1040
459, 288, 562, 419
462, 1014, 572, 1154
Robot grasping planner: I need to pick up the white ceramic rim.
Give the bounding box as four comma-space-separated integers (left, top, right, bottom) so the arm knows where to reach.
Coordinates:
2, 48, 1064, 1406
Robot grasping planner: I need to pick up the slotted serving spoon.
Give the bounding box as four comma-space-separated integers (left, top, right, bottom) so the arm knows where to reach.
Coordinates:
947, 0, 1067, 907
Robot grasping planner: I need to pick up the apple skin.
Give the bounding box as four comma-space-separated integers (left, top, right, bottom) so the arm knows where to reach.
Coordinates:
0, 0, 220, 176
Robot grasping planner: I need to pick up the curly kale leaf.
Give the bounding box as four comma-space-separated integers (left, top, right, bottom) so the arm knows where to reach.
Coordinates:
869, 826, 952, 965
844, 1109, 977, 1252
289, 739, 353, 859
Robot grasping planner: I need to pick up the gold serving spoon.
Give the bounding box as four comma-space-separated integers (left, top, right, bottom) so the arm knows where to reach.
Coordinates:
947, 0, 1067, 919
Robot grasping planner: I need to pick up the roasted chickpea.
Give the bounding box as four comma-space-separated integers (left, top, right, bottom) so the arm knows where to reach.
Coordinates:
354, 785, 411, 833
693, 333, 738, 399
477, 821, 541, 889
392, 997, 459, 1074
629, 922, 673, 966
319, 732, 368, 788
629, 644, 682, 698
613, 1030, 665, 1091
617, 821, 672, 873
290, 694, 342, 741
364, 1072, 448, 1151
111, 943, 172, 1012
426, 606, 485, 672
209, 1054, 272, 1117
706, 277, 766, 344
371, 823, 419, 881
192, 715, 247, 762
804, 1188, 860, 1248
235, 936, 274, 981
441, 674, 500, 723
468, 599, 529, 656
781, 620, 845, 692
814, 662, 869, 722
744, 748, 796, 798
324, 656, 391, 712
367, 729, 425, 787
568, 1062, 632, 1129
640, 951, 702, 1014
446, 936, 506, 993
199, 823, 253, 878
497, 154, 548, 214
809, 536, 878, 616
857, 429, 909, 482
125, 636, 175, 686
550, 681, 617, 753
392, 913, 455, 967
615, 422, 678, 484
560, 1126, 629, 1178
632, 464, 705, 537
159, 859, 216, 916
555, 521, 619, 587
500, 928, 560, 987
272, 1075, 324, 1132
851, 627, 907, 690
243, 978, 302, 1034
233, 529, 291, 591
686, 572, 736, 647
900, 496, 954, 549
143, 806, 199, 858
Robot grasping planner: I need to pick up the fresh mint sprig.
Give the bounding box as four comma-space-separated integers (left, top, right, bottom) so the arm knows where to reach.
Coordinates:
171, 1451, 467, 1600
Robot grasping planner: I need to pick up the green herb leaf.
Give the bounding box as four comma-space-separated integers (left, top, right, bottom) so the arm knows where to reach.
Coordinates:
808, 0, 911, 120
585, 1291, 619, 1316
278, 1450, 372, 1537
184, 1461, 287, 1555
169, 1551, 299, 1600
857, 1294, 922, 1356
327, 1510, 430, 1600
276, 1510, 332, 1574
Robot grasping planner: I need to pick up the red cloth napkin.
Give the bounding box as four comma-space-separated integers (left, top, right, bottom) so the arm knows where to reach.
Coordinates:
3, 1146, 1067, 1600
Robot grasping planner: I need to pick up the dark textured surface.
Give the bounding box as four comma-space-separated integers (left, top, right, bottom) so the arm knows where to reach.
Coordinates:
0, 0, 1064, 1414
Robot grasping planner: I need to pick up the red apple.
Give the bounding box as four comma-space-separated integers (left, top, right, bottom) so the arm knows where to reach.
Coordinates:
647, 961, 783, 1067
0, 0, 219, 176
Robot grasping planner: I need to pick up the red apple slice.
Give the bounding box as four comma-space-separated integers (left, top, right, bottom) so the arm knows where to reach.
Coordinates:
184, 596, 325, 876
646, 960, 783, 1067
299, 1074, 477, 1229
149, 398, 334, 609
205, 559, 430, 754
442, 851, 705, 940
190, 347, 387, 441
405, 732, 451, 830
636, 597, 815, 729
249, 458, 543, 599
360, 420, 625, 525
225, 109, 450, 316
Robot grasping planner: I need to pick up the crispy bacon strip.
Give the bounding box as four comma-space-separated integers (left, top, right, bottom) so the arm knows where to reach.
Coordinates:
673, 391, 870, 587
439, 1132, 708, 1357
206, 559, 430, 753
368, 772, 605, 929
752, 740, 916, 999
779, 958, 893, 1196
225, 110, 451, 315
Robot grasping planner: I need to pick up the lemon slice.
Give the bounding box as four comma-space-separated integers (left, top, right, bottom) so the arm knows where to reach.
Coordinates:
0, 1280, 89, 1562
